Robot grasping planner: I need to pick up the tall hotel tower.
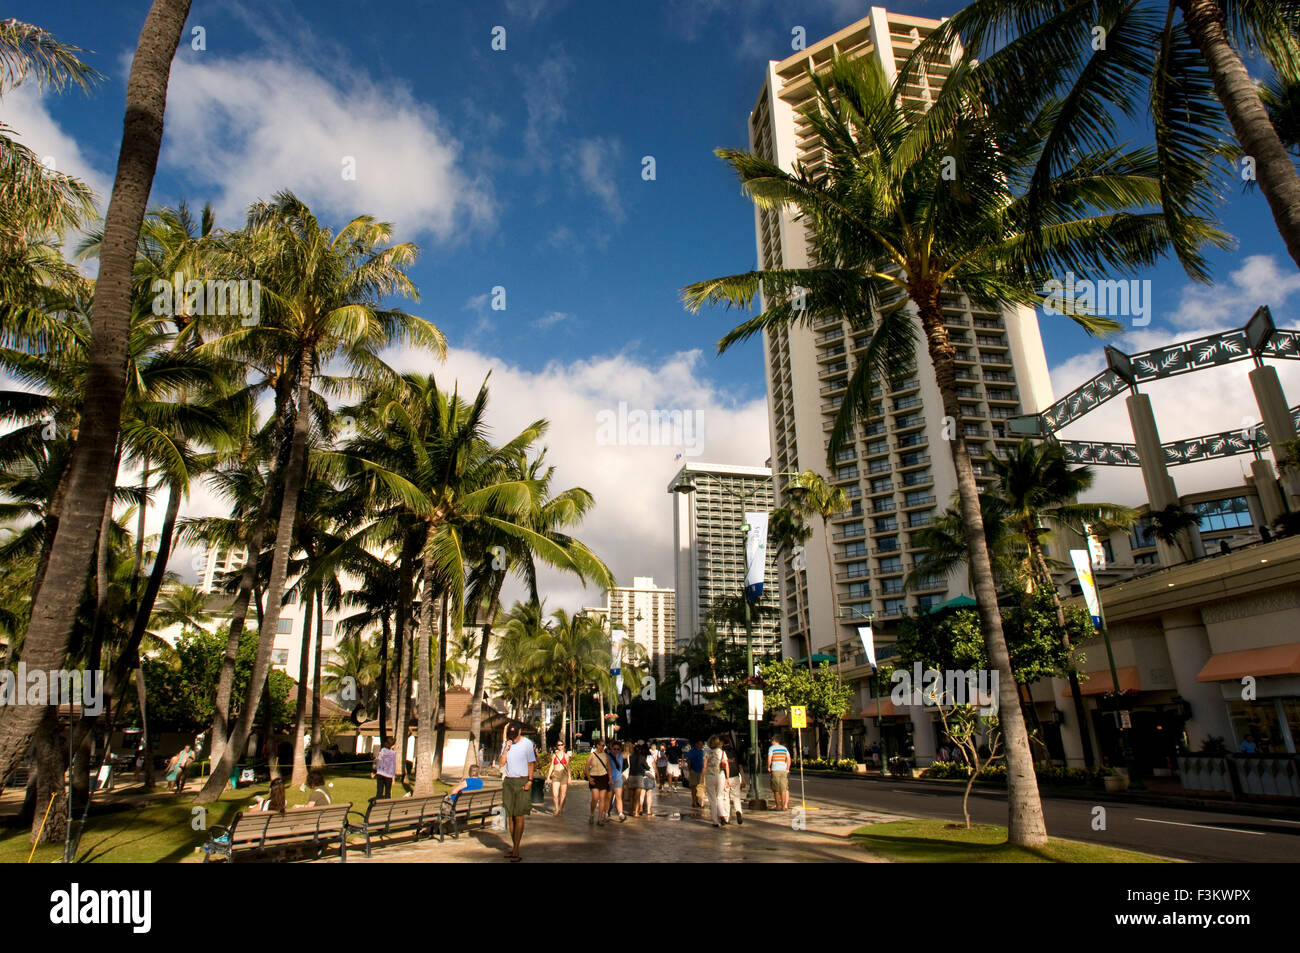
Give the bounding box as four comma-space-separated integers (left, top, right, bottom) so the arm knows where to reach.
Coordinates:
750, 8, 1055, 758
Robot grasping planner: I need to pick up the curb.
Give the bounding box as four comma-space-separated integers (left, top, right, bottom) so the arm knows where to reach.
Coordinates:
795, 768, 1300, 820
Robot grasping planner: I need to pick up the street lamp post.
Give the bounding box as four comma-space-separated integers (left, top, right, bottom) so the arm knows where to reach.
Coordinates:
671, 470, 789, 808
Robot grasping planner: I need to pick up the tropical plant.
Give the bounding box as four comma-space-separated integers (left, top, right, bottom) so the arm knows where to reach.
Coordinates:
683, 49, 1220, 845
907, 1, 1300, 271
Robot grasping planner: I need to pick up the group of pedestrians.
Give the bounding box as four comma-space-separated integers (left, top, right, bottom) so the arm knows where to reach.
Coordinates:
584, 737, 662, 824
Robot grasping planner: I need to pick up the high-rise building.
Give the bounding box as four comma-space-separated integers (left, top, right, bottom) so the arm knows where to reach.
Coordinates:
196, 546, 248, 594
747, 8, 1055, 757
587, 577, 676, 681
668, 462, 780, 661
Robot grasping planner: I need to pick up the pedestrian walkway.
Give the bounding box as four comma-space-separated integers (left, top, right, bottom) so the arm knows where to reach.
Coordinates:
319, 781, 905, 863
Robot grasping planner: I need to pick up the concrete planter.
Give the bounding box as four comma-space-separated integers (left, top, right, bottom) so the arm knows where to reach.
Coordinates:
1103, 774, 1130, 793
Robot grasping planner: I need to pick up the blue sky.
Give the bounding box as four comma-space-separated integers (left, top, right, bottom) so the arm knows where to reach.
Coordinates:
5, 0, 1297, 605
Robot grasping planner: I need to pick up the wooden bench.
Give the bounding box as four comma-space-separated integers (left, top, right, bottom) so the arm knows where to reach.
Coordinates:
202, 802, 352, 863
437, 787, 503, 842
347, 794, 444, 858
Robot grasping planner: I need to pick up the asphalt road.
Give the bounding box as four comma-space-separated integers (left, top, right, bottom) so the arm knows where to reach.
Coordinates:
789, 774, 1300, 862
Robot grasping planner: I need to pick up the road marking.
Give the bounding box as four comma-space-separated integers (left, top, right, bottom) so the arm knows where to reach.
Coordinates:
1135, 817, 1265, 836
890, 789, 938, 797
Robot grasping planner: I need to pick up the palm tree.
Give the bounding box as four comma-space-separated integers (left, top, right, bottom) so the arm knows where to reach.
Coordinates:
0, 0, 193, 781
768, 503, 813, 669
193, 193, 443, 804
908, 1, 1300, 270
1146, 503, 1201, 562
683, 53, 1218, 845
990, 439, 1135, 770
781, 471, 849, 757
522, 607, 607, 751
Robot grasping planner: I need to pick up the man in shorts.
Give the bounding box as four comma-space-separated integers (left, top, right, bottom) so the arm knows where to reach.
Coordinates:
498, 725, 536, 861
585, 737, 611, 825
767, 736, 792, 810
686, 740, 706, 808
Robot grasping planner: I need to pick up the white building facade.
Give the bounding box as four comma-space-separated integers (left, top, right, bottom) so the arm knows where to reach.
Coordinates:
748, 8, 1056, 761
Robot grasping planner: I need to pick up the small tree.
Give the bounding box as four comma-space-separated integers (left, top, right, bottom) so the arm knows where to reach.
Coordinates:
935, 703, 1003, 829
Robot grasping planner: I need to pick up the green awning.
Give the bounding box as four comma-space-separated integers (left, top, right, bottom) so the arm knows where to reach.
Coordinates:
922, 594, 977, 615
793, 653, 838, 665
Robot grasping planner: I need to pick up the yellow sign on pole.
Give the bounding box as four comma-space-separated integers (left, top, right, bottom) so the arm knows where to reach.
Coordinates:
791, 706, 807, 729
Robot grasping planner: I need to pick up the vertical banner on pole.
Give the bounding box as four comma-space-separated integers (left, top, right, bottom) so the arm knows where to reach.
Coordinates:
610, 627, 624, 675
1069, 550, 1102, 629
744, 511, 769, 602
856, 625, 876, 669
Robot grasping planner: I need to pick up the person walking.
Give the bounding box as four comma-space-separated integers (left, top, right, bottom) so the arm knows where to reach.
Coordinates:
585, 737, 611, 825
165, 744, 194, 795
643, 743, 658, 817
372, 737, 397, 799
628, 742, 649, 818
608, 741, 627, 821
498, 725, 537, 862
685, 740, 706, 808
766, 736, 791, 811
655, 742, 669, 788
703, 736, 730, 827
723, 746, 745, 825
549, 740, 571, 815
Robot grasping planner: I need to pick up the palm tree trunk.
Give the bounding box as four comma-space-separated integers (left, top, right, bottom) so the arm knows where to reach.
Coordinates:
378, 613, 390, 743
0, 0, 193, 781
310, 590, 325, 768
464, 572, 505, 774
30, 706, 68, 844
1182, 0, 1300, 270
195, 358, 313, 804
391, 534, 416, 778
413, 571, 437, 795
821, 515, 844, 759
289, 590, 313, 788
917, 291, 1047, 846
431, 593, 448, 779
134, 661, 154, 790
1027, 535, 1095, 769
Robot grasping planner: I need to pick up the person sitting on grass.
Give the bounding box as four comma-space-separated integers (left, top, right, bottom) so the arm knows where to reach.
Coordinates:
448, 765, 484, 803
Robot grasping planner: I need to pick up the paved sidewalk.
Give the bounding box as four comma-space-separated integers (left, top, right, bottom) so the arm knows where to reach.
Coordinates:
324, 782, 904, 863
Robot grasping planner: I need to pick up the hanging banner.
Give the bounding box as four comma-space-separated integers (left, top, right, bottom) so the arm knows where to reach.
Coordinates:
1070, 550, 1102, 629
1083, 522, 1107, 570
744, 510, 770, 602
610, 628, 625, 676
747, 689, 764, 720
857, 625, 877, 669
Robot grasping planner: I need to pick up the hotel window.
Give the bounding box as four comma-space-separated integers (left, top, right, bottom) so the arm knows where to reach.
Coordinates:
883, 598, 906, 616
878, 556, 903, 574
1194, 497, 1253, 533
276, 618, 293, 634
848, 582, 871, 599
322, 619, 335, 635
271, 649, 289, 665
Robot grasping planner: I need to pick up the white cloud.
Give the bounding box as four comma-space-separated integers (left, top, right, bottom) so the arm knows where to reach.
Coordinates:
1048, 262, 1300, 507
376, 345, 769, 611
575, 136, 624, 221
160, 56, 494, 239
158, 345, 767, 611
533, 310, 572, 330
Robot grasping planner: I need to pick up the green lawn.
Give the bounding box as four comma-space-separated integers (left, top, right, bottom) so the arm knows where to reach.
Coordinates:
1, 770, 448, 864
852, 818, 1174, 863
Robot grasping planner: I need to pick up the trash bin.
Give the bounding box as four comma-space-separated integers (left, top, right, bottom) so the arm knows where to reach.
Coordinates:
530, 775, 546, 805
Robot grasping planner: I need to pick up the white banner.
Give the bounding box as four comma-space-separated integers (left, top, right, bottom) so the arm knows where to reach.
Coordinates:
747, 688, 764, 719
610, 628, 625, 676
744, 510, 769, 601
857, 625, 877, 669
1069, 550, 1102, 629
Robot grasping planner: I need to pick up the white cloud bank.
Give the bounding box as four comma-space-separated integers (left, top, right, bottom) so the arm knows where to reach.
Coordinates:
1049, 255, 1300, 507
160, 55, 494, 240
